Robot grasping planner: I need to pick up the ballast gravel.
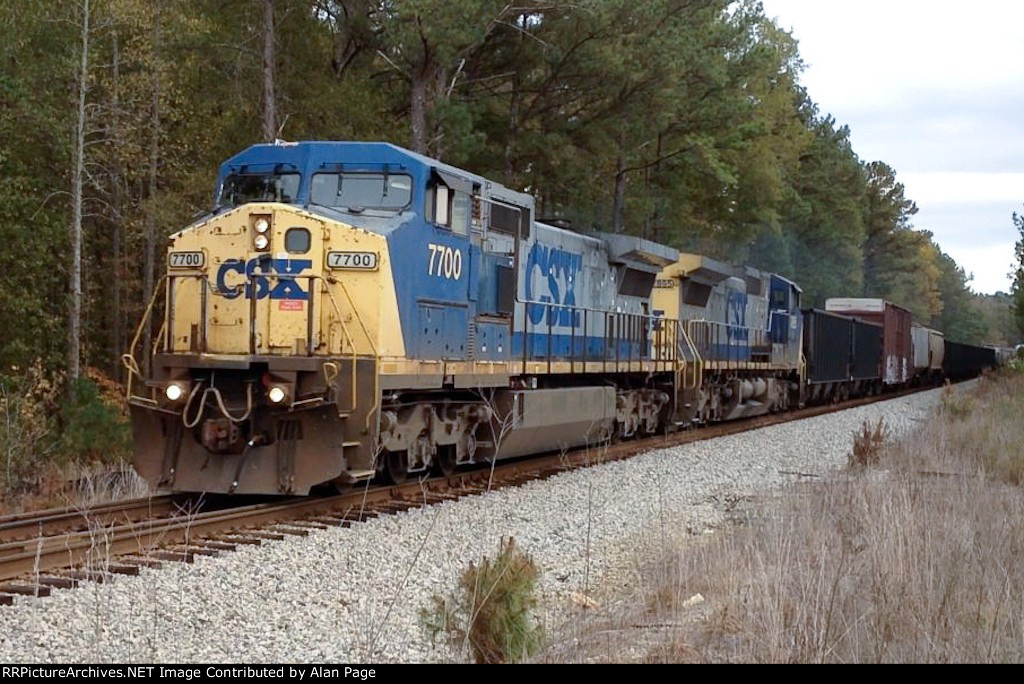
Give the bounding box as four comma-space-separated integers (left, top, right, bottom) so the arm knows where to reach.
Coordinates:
0, 385, 957, 662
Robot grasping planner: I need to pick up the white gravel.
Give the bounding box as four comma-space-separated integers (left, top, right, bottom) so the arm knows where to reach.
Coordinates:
0, 386, 955, 662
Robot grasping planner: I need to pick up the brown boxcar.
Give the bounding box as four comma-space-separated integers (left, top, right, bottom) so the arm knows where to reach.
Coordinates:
825, 298, 913, 385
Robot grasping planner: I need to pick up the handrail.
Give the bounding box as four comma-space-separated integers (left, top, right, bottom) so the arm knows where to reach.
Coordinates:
123, 274, 169, 403
519, 300, 668, 369
332, 277, 381, 431
676, 320, 702, 390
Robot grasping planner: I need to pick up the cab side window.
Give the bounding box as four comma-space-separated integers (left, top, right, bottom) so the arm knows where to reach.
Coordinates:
426, 181, 470, 236
450, 190, 470, 235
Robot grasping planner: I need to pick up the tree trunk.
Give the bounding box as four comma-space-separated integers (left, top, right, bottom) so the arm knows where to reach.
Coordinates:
409, 69, 428, 154
612, 155, 627, 234
109, 29, 123, 377
68, 0, 90, 385
142, 9, 162, 375
261, 0, 277, 141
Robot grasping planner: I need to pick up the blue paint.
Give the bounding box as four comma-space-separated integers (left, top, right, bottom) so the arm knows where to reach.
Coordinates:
726, 290, 748, 341
524, 242, 582, 328
475, 322, 510, 361
215, 142, 475, 215
387, 223, 473, 359
769, 274, 802, 344
511, 333, 646, 361
215, 258, 312, 300
415, 303, 469, 359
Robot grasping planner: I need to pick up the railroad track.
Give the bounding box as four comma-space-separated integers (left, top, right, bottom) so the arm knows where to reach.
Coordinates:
0, 495, 192, 545
0, 384, 939, 605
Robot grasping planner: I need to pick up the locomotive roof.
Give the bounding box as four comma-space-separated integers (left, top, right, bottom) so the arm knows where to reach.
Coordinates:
215, 140, 534, 209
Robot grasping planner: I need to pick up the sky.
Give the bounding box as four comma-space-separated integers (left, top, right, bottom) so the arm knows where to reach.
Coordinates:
759, 0, 1024, 294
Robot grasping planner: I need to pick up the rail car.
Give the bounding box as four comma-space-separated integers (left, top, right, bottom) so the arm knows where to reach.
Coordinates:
122, 140, 999, 496
801, 308, 882, 403
944, 340, 997, 379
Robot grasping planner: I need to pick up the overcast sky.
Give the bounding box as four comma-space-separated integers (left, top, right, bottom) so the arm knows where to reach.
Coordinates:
759, 0, 1024, 294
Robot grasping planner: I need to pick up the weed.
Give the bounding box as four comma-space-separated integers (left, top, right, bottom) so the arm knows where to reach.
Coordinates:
939, 382, 974, 420
422, 536, 544, 663
849, 417, 888, 467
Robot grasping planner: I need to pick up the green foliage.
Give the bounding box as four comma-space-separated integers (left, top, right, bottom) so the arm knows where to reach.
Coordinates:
0, 363, 129, 505
0, 0, 1012, 391
421, 537, 544, 664
0, 361, 63, 494
61, 377, 131, 463
933, 249, 987, 344
1011, 210, 1024, 339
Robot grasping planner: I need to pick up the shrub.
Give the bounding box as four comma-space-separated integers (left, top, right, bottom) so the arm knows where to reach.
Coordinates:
61, 376, 131, 464
849, 417, 888, 467
422, 536, 544, 663
0, 363, 132, 510
0, 360, 62, 494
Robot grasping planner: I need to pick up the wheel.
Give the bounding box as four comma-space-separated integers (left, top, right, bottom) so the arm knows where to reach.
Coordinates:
383, 449, 409, 485
432, 445, 457, 477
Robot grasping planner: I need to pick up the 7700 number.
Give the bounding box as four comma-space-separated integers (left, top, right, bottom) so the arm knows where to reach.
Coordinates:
427, 243, 463, 280
327, 251, 378, 270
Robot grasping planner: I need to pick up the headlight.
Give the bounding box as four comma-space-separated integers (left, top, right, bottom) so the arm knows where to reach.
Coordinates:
165, 383, 185, 402
254, 218, 270, 234
267, 386, 287, 404
254, 234, 270, 250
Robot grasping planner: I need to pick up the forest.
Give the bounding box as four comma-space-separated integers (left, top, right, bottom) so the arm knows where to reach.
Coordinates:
0, 0, 1019, 487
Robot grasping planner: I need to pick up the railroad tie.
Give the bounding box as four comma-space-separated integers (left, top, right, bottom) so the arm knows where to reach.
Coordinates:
216, 536, 264, 546
195, 541, 238, 552
151, 550, 197, 564
64, 570, 109, 584
0, 584, 51, 597
36, 576, 79, 589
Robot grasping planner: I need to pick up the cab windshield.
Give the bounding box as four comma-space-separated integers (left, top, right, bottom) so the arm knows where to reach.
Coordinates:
218, 171, 301, 207
310, 172, 412, 212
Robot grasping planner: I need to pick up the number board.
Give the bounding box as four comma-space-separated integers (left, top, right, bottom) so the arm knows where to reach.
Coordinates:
168, 251, 205, 269
327, 251, 378, 271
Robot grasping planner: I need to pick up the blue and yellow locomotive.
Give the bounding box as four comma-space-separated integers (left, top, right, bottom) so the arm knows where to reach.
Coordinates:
125, 141, 804, 495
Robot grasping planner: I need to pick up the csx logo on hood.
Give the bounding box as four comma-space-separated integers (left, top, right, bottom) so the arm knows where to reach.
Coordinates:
216, 258, 312, 300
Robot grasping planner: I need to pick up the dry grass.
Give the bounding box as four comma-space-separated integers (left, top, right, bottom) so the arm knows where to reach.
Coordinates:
849, 418, 889, 467
546, 373, 1024, 663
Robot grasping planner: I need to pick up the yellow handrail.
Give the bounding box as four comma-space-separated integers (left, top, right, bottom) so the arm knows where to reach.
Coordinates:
123, 275, 169, 403
678, 320, 702, 390
311, 276, 359, 410
333, 278, 380, 431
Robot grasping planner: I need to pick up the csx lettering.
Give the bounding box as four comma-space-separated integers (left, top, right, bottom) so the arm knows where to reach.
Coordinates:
427, 243, 463, 280
525, 242, 582, 327
216, 258, 312, 300
726, 290, 748, 342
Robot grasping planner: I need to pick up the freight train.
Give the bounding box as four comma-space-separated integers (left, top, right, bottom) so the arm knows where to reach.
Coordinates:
122, 140, 999, 495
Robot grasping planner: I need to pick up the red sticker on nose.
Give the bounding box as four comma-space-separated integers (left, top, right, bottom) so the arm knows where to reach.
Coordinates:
278, 300, 304, 311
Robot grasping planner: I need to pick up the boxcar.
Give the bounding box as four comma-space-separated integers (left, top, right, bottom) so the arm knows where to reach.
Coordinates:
826, 298, 912, 385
